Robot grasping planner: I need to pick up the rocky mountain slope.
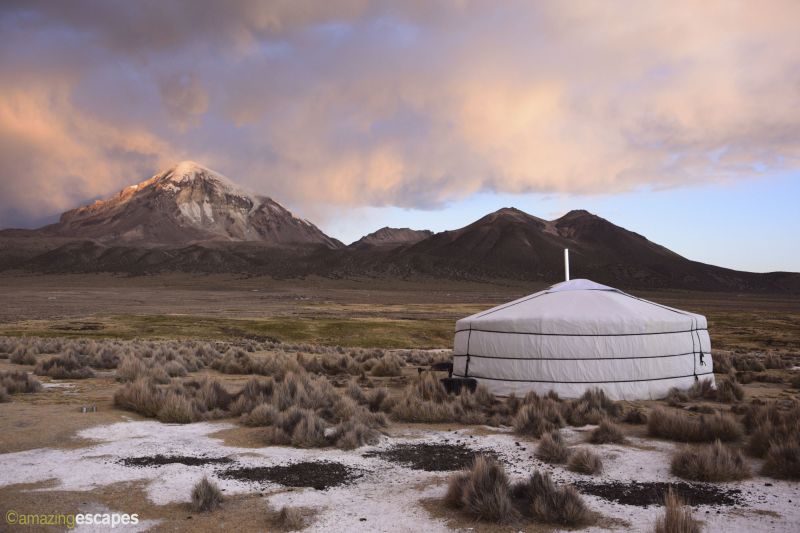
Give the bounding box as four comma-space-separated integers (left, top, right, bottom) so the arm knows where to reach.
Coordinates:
1, 164, 798, 292
33, 161, 342, 248
349, 227, 433, 249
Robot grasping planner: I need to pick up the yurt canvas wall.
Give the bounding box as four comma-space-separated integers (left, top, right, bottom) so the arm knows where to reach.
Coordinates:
452, 279, 714, 400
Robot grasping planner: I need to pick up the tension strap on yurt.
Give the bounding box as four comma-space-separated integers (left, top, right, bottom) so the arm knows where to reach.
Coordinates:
464, 326, 472, 377
690, 318, 698, 381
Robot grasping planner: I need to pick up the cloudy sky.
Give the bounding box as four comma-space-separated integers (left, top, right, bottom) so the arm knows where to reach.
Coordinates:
1, 1, 798, 272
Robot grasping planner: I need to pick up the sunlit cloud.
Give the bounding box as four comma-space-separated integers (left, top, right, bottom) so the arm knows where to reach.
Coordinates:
0, 0, 798, 228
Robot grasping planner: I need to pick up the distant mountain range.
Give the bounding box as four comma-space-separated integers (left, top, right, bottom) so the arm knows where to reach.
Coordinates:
1, 161, 798, 292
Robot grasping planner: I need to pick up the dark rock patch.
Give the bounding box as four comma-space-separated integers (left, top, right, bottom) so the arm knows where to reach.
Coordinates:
363, 443, 497, 472
118, 454, 233, 468
572, 480, 745, 507
219, 461, 362, 490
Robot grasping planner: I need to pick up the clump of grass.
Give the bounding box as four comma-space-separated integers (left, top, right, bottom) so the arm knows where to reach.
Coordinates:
762, 438, 800, 480
10, 346, 37, 365
622, 407, 648, 424
513, 400, 564, 438
369, 353, 404, 377
330, 420, 380, 450
34, 353, 95, 379
688, 379, 716, 400
715, 379, 744, 403
671, 440, 751, 481
665, 387, 690, 407
290, 409, 328, 448
445, 455, 519, 523
273, 506, 307, 531
567, 448, 603, 475
563, 388, 621, 425
191, 476, 223, 512
0, 371, 42, 394
511, 471, 594, 526
392, 373, 459, 423
241, 403, 278, 427
653, 488, 701, 533
647, 407, 742, 442
588, 418, 626, 444
0, 386, 9, 403
114, 378, 163, 418
157, 391, 201, 423
536, 430, 570, 464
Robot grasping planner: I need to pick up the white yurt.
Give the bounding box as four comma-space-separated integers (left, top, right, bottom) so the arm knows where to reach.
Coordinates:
452, 278, 714, 400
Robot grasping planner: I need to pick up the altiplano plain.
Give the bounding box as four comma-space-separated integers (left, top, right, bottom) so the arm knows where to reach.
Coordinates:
1, 274, 799, 532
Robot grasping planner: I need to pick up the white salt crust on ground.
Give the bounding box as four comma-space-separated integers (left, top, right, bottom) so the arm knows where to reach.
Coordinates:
0, 420, 798, 532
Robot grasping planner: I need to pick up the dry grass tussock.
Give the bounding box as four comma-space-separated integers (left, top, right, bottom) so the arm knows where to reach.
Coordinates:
742, 402, 800, 479
267, 505, 314, 531
115, 368, 387, 449
647, 407, 742, 443
391, 373, 495, 424
191, 477, 222, 512
446, 456, 594, 526
536, 430, 569, 464
740, 401, 800, 479
513, 397, 565, 438
686, 378, 744, 403
34, 351, 95, 379
671, 440, 751, 481
567, 448, 603, 475
0, 371, 42, 395
588, 418, 626, 444
653, 488, 702, 533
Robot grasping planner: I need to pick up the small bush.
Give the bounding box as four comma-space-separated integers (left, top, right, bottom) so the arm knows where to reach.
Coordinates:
536, 430, 570, 464
565, 388, 621, 425
446, 455, 518, 523
588, 418, 626, 444
671, 440, 751, 481
653, 488, 701, 533
666, 388, 689, 406
568, 448, 603, 475
647, 407, 742, 443
191, 476, 222, 512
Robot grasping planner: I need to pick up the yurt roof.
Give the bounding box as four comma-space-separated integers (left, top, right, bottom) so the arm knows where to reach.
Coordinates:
456, 279, 706, 336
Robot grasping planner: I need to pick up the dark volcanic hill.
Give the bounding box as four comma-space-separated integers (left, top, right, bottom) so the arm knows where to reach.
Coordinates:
350, 227, 433, 250
1, 165, 798, 293
25, 161, 342, 248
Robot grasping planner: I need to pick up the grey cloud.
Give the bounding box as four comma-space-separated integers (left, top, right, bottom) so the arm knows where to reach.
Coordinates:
1, 1, 799, 227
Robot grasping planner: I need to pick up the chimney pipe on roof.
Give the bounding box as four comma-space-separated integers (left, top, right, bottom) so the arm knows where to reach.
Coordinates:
564, 248, 570, 281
